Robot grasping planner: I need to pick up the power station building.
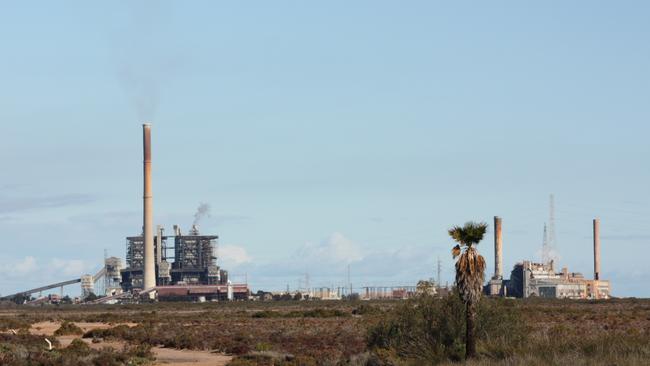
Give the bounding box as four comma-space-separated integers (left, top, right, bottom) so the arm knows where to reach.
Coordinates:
486, 217, 611, 300
120, 224, 228, 292
119, 124, 247, 301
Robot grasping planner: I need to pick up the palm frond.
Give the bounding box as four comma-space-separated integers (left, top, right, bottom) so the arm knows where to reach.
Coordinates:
448, 221, 488, 247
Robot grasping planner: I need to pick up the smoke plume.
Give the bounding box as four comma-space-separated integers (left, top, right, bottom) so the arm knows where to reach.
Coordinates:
111, 2, 180, 121
193, 203, 211, 226
117, 66, 160, 122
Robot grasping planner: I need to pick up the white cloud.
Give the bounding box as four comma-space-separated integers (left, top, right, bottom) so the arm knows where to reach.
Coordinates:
50, 258, 91, 276
219, 244, 252, 267
296, 232, 364, 264
5, 256, 38, 275
0, 256, 95, 296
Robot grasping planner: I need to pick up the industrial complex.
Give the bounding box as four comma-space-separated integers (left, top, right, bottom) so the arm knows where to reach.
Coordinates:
114, 124, 249, 301
486, 216, 611, 299
1, 124, 249, 304
0, 125, 612, 304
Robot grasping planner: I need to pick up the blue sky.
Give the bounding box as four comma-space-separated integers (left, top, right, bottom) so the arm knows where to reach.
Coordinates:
1, 1, 649, 297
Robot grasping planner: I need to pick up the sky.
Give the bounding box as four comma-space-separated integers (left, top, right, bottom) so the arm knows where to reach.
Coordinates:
1, 1, 649, 297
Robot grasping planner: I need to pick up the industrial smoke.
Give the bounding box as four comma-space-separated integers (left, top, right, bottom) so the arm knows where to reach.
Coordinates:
193, 202, 211, 226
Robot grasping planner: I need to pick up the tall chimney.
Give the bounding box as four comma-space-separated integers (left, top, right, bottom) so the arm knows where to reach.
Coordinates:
593, 218, 601, 281
494, 216, 503, 279
143, 124, 155, 290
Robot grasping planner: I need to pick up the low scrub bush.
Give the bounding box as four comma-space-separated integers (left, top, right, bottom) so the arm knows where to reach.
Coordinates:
0, 333, 152, 366
367, 293, 527, 363
0, 317, 32, 331
352, 304, 381, 316
54, 321, 83, 336
252, 309, 348, 319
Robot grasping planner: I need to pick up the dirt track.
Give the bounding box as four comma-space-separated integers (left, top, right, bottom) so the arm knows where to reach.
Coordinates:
29, 321, 232, 366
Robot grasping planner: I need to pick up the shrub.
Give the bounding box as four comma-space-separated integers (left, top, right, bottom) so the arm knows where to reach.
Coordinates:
0, 317, 32, 331
54, 321, 84, 336
252, 310, 281, 318
367, 293, 527, 363
65, 338, 91, 355
352, 304, 381, 316
252, 309, 348, 319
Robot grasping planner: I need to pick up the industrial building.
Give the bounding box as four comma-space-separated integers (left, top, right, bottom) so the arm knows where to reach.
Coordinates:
120, 224, 228, 292
0, 124, 249, 304
120, 124, 248, 301
486, 216, 611, 299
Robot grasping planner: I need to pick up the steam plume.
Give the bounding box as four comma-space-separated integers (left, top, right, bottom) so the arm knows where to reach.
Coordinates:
193, 203, 211, 226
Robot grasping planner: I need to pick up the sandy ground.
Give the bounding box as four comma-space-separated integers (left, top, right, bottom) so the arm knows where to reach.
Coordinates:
28, 321, 232, 366
152, 347, 232, 365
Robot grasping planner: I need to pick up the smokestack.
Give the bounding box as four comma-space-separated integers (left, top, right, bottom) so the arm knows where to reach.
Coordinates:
143, 123, 155, 290
593, 218, 601, 281
494, 216, 503, 279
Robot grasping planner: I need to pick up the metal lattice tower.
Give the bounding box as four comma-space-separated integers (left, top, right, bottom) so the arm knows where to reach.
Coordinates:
436, 257, 442, 288
104, 249, 108, 294
548, 194, 556, 250
541, 223, 549, 264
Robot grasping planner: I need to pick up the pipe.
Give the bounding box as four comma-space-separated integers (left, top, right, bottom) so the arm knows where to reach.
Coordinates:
143, 123, 155, 290
494, 216, 503, 279
156, 225, 163, 265
593, 218, 600, 281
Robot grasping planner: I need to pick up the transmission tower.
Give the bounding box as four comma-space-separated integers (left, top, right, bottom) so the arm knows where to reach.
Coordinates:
103, 249, 108, 295
541, 223, 549, 264
436, 257, 442, 289
548, 194, 556, 250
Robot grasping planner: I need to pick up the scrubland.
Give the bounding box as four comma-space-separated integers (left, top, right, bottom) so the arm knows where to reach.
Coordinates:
1, 296, 648, 365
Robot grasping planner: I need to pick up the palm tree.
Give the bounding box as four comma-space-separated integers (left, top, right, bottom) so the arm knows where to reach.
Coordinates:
449, 221, 488, 359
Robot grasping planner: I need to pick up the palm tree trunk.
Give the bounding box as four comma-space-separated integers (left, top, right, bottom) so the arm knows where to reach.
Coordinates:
465, 301, 477, 358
